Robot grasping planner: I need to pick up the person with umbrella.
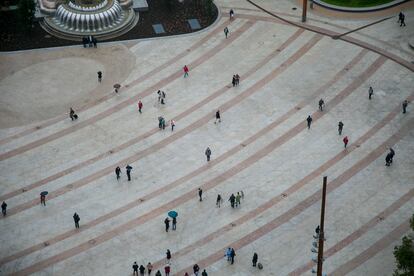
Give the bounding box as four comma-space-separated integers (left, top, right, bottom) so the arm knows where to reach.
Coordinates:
40, 191, 48, 206
73, 212, 80, 228
1, 201, 7, 216
126, 164, 133, 181
168, 211, 178, 230
115, 166, 121, 180
97, 71, 102, 82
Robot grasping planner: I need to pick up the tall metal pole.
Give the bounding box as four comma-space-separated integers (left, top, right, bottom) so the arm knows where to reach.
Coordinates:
317, 176, 327, 276
302, 0, 308, 22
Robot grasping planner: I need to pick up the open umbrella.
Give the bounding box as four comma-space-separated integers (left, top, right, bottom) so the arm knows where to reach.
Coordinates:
168, 211, 178, 218
113, 84, 121, 89
40, 191, 48, 196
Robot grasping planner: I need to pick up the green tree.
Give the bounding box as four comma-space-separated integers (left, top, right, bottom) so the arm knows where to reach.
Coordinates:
393, 214, 414, 276
18, 0, 35, 32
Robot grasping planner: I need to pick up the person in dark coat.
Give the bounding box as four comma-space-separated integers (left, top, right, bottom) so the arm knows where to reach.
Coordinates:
205, 147, 211, 162
139, 264, 145, 275
230, 248, 236, 264
402, 99, 408, 114
229, 194, 236, 208
216, 194, 222, 207
224, 27, 229, 38
338, 121, 344, 135
198, 188, 203, 201
306, 115, 312, 129
138, 100, 143, 113
368, 86, 373, 100
201, 269, 208, 276
73, 213, 80, 228
115, 166, 121, 180
70, 108, 76, 121
166, 249, 171, 261
155, 270, 162, 276
318, 99, 324, 111
232, 75, 236, 87
399, 12, 406, 27
164, 217, 170, 232
252, 252, 258, 267
1, 201, 7, 216
193, 264, 200, 276
97, 71, 102, 82
40, 194, 46, 206
132, 262, 139, 275
126, 165, 132, 181
215, 110, 221, 124
172, 217, 177, 230
92, 36, 97, 48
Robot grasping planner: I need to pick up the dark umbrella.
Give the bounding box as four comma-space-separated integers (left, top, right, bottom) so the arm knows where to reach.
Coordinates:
113, 84, 121, 89
40, 191, 48, 196
168, 211, 178, 218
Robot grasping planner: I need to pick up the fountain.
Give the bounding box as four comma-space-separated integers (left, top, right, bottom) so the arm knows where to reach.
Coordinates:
39, 0, 138, 40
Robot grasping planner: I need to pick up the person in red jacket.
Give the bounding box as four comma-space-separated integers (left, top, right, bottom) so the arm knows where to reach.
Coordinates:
164, 264, 171, 276
343, 136, 349, 148
183, 65, 189, 77
138, 100, 143, 113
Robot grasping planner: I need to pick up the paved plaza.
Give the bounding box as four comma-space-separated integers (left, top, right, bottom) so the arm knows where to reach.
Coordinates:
0, 0, 414, 275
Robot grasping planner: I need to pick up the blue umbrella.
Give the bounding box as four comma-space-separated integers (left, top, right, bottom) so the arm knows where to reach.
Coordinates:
40, 191, 48, 196
168, 211, 178, 218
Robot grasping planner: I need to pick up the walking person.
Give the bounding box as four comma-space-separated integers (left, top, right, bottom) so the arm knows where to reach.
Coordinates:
232, 75, 236, 87
97, 71, 102, 82
198, 187, 203, 201
170, 119, 175, 131
172, 216, 177, 230
147, 262, 153, 275
40, 194, 46, 206
157, 90, 162, 103
216, 194, 222, 207
230, 248, 236, 264
402, 99, 408, 114
164, 264, 171, 276
155, 270, 162, 276
139, 264, 145, 275
69, 108, 76, 121
214, 110, 221, 124
368, 86, 373, 100
1, 201, 7, 216
318, 99, 325, 111
306, 115, 313, 129
166, 249, 172, 262
193, 264, 200, 276
132, 262, 139, 276
205, 147, 211, 162
126, 164, 133, 181
201, 269, 208, 276
229, 9, 234, 20
252, 252, 258, 267
161, 91, 166, 105
115, 166, 121, 180
224, 27, 229, 38
399, 12, 406, 27
235, 74, 240, 86
183, 65, 189, 77
338, 121, 344, 135
138, 100, 143, 113
225, 248, 232, 262
73, 212, 80, 228
235, 192, 241, 207
385, 153, 392, 166
229, 193, 236, 208
343, 136, 349, 148
164, 217, 170, 232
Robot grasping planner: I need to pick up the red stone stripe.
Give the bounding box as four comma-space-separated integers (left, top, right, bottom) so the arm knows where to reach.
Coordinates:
4, 34, 321, 218
10, 50, 387, 276
175, 118, 414, 275
330, 220, 411, 276
0, 21, 255, 161
0, 19, 233, 146
0, 29, 306, 202
289, 188, 414, 275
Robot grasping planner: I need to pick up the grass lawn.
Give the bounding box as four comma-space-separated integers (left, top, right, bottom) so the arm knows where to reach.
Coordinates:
320, 0, 395, 7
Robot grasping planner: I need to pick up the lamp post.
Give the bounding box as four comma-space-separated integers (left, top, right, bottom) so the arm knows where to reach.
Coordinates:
302, 0, 307, 22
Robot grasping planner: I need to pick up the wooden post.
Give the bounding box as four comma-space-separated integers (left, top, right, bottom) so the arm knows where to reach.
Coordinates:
317, 176, 327, 276
302, 0, 307, 22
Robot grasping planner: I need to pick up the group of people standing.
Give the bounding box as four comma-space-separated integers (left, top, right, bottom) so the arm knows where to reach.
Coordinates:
232, 74, 240, 87
115, 165, 133, 181
228, 191, 244, 208
82, 35, 97, 48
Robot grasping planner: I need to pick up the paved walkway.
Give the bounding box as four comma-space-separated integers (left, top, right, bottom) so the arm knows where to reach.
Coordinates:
0, 0, 413, 275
